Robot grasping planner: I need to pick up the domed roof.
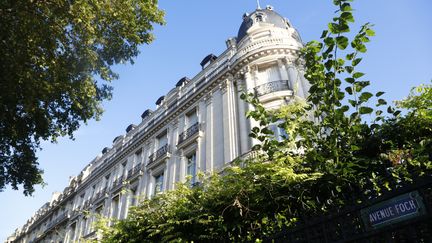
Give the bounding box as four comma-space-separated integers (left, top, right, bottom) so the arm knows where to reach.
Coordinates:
237, 6, 289, 43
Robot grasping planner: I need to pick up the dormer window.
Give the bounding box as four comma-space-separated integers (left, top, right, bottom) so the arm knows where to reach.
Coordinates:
255, 13, 264, 22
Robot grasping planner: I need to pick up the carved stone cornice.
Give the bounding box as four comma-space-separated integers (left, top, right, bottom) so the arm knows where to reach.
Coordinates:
204, 93, 213, 105
219, 79, 230, 94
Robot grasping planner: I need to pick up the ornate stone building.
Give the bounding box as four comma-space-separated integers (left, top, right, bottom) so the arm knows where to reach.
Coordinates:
7, 5, 309, 243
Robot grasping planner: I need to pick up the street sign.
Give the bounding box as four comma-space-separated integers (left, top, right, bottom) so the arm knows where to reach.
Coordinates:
361, 190, 426, 230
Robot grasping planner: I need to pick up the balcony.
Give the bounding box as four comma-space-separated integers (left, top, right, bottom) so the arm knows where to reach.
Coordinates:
82, 200, 91, 209
111, 177, 124, 191
127, 163, 142, 180
254, 80, 291, 97
177, 123, 200, 148
92, 187, 107, 203
148, 144, 170, 167
45, 211, 69, 232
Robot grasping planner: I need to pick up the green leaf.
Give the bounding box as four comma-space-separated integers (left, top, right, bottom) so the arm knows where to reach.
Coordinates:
328, 23, 338, 34
353, 72, 365, 78
376, 91, 385, 97
359, 106, 373, 114
324, 60, 333, 71
377, 99, 387, 106
341, 12, 354, 23
359, 92, 373, 102
345, 66, 354, 73
340, 105, 349, 112
345, 86, 353, 95
321, 30, 329, 38
350, 145, 360, 151
356, 43, 367, 53
324, 37, 335, 46
341, 3, 353, 12
345, 77, 355, 84
365, 28, 375, 36
348, 99, 357, 107
352, 58, 362, 66
346, 53, 355, 60
336, 36, 349, 50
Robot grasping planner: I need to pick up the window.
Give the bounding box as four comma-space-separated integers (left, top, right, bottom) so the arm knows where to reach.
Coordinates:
154, 173, 164, 195
130, 187, 138, 207
111, 195, 120, 219
269, 122, 288, 142
69, 223, 76, 242
255, 13, 264, 22
135, 150, 142, 164
157, 132, 168, 149
186, 110, 198, 128
187, 153, 197, 185
95, 205, 103, 215
104, 174, 110, 188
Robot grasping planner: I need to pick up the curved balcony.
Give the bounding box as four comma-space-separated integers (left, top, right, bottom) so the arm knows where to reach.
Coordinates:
254, 80, 291, 97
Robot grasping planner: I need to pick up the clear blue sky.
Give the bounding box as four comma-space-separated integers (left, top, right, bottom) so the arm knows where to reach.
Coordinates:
1, 0, 431, 241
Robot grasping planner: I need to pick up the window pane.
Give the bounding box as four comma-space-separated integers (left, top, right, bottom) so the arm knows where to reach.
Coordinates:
187, 153, 196, 185
154, 173, 164, 194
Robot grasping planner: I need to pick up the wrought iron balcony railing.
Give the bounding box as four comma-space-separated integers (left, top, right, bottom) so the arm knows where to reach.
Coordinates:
148, 144, 170, 166
45, 211, 69, 232
178, 122, 199, 145
92, 187, 106, 202
127, 163, 142, 179
254, 80, 291, 97
111, 177, 123, 190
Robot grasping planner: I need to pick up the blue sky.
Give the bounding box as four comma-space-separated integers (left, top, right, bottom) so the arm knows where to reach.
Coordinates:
1, 0, 431, 241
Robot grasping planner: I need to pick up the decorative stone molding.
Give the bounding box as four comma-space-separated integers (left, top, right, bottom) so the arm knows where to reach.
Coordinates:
204, 93, 213, 105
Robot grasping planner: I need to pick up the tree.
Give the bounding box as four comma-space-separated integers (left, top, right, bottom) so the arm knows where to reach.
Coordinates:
0, 0, 164, 195
96, 0, 431, 242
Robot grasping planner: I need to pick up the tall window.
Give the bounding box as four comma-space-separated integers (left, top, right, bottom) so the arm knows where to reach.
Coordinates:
69, 222, 76, 242
269, 122, 288, 142
187, 153, 196, 185
135, 150, 142, 165
157, 132, 168, 149
130, 187, 138, 207
104, 174, 110, 189
154, 173, 164, 195
111, 195, 120, 219
186, 110, 198, 128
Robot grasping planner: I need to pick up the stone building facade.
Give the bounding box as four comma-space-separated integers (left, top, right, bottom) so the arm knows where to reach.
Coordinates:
7, 6, 309, 243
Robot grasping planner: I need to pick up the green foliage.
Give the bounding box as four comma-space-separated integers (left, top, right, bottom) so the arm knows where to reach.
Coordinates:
0, 0, 164, 195
97, 0, 431, 242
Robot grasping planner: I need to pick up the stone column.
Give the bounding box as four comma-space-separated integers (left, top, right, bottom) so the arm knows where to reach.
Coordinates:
235, 75, 249, 155
285, 58, 306, 98
221, 75, 239, 163
166, 122, 177, 190
244, 66, 260, 148
197, 100, 206, 173
178, 149, 186, 182
204, 93, 213, 172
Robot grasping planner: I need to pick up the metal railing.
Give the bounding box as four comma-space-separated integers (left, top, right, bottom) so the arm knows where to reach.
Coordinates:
178, 123, 199, 145
127, 163, 142, 179
254, 80, 290, 97
45, 211, 69, 232
265, 177, 432, 242
111, 177, 123, 189
148, 144, 170, 166
92, 187, 106, 202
